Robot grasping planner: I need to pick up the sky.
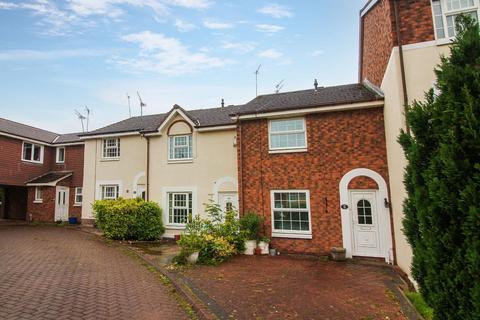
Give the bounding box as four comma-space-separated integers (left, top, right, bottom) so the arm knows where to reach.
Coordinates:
0, 0, 366, 133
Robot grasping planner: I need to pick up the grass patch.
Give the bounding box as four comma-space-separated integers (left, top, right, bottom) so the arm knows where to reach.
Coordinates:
405, 291, 434, 320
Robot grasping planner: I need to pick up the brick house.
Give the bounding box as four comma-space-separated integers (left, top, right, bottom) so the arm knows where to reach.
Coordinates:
359, 0, 474, 281
0, 118, 84, 222
232, 83, 395, 262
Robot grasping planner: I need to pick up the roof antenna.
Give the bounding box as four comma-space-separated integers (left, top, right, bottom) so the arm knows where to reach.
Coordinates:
137, 91, 147, 116
127, 93, 132, 118
74, 109, 86, 133
84, 106, 91, 132
255, 64, 261, 97
314, 79, 319, 91
275, 79, 285, 94
221, 98, 225, 108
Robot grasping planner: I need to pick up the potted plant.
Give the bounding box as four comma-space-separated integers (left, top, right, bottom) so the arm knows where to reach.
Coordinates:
257, 236, 270, 255
177, 215, 205, 264
330, 247, 346, 261
239, 212, 264, 255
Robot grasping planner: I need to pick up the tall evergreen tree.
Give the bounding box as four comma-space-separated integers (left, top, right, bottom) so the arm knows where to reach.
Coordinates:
399, 16, 480, 319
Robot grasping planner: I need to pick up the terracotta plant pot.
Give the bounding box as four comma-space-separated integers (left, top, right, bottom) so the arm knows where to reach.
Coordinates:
174, 234, 181, 242
254, 247, 262, 255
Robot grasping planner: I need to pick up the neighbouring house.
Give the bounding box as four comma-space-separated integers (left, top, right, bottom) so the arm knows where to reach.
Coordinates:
232, 83, 394, 262
0, 118, 84, 222
80, 104, 241, 237
359, 0, 470, 281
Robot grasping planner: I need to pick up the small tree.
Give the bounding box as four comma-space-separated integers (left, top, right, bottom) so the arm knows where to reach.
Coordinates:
399, 16, 480, 319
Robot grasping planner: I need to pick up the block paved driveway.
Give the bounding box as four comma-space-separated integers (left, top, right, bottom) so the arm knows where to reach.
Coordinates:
0, 225, 190, 320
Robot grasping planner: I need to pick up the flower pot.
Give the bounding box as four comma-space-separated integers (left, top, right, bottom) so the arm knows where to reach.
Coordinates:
174, 234, 181, 242
187, 251, 199, 264
258, 241, 269, 255
68, 217, 77, 225
269, 248, 276, 256
244, 240, 256, 255
330, 247, 346, 261
254, 247, 262, 255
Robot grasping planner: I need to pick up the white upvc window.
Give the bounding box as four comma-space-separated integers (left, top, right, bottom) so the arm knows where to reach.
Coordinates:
167, 192, 192, 225
22, 142, 44, 163
168, 135, 193, 161
102, 138, 120, 159
101, 185, 119, 200
271, 190, 312, 239
268, 118, 307, 152
74, 187, 83, 205
56, 147, 65, 163
432, 0, 479, 39
34, 187, 43, 203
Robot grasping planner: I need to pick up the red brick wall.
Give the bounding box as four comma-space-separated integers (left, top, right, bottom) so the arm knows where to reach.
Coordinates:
348, 176, 379, 189
27, 187, 55, 222
52, 145, 84, 187
360, 0, 435, 86
0, 135, 55, 186
237, 108, 389, 255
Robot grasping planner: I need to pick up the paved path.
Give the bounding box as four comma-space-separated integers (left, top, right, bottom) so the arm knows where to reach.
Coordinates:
0, 225, 190, 320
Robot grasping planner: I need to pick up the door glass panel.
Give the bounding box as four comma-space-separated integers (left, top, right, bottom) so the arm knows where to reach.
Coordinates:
357, 199, 373, 225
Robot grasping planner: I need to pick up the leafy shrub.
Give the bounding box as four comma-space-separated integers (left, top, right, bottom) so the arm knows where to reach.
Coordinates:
176, 201, 246, 265
239, 212, 264, 241
93, 198, 165, 240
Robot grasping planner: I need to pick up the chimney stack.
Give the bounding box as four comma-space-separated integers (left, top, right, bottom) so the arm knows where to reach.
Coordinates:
221, 98, 225, 108
314, 79, 318, 91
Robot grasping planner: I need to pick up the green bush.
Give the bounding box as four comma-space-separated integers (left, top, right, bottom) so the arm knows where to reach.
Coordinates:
239, 212, 264, 241
93, 198, 165, 240
176, 201, 246, 265
399, 16, 480, 319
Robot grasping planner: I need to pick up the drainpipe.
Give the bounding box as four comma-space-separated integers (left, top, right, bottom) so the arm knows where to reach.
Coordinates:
236, 116, 244, 215
393, 0, 410, 134
145, 135, 150, 201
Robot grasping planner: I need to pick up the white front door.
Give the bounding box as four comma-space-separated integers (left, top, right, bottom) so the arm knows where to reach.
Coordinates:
350, 190, 382, 257
218, 192, 239, 213
55, 187, 69, 222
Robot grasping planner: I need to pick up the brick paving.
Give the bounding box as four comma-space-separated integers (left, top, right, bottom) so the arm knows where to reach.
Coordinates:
0, 225, 190, 320
181, 255, 407, 320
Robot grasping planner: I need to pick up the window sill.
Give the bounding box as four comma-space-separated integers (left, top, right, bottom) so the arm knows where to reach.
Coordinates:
272, 232, 312, 239
22, 160, 43, 164
167, 159, 194, 164
165, 224, 186, 230
56, 162, 65, 164
269, 148, 307, 154
73, 204, 82, 207
33, 200, 43, 204
436, 38, 453, 46
100, 158, 120, 162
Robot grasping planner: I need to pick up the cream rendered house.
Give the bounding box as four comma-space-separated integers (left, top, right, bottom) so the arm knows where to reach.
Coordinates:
81, 104, 241, 237
359, 0, 473, 282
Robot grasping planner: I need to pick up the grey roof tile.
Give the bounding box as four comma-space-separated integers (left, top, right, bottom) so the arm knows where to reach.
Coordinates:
0, 117, 59, 143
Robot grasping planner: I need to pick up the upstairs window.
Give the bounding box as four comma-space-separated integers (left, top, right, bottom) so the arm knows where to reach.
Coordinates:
22, 142, 43, 163
56, 147, 65, 163
432, 0, 479, 39
102, 138, 120, 159
269, 118, 307, 151
169, 135, 193, 161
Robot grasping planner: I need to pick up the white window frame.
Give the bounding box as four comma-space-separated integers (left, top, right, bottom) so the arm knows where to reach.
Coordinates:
21, 141, 44, 164
166, 192, 193, 227
270, 190, 312, 239
102, 138, 120, 160
268, 118, 307, 153
100, 185, 119, 200
56, 147, 65, 163
34, 187, 43, 203
431, 0, 480, 40
74, 187, 83, 206
168, 134, 193, 161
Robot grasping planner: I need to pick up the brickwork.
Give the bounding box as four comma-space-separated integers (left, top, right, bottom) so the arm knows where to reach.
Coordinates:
27, 187, 55, 222
237, 108, 389, 255
360, 0, 435, 86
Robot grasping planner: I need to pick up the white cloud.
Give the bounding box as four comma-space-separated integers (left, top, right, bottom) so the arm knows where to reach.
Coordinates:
312, 50, 324, 57
222, 41, 255, 54
174, 18, 196, 32
116, 31, 232, 75
258, 3, 292, 18
255, 24, 284, 34
166, 0, 211, 9
0, 49, 106, 61
203, 19, 234, 29
257, 49, 283, 59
